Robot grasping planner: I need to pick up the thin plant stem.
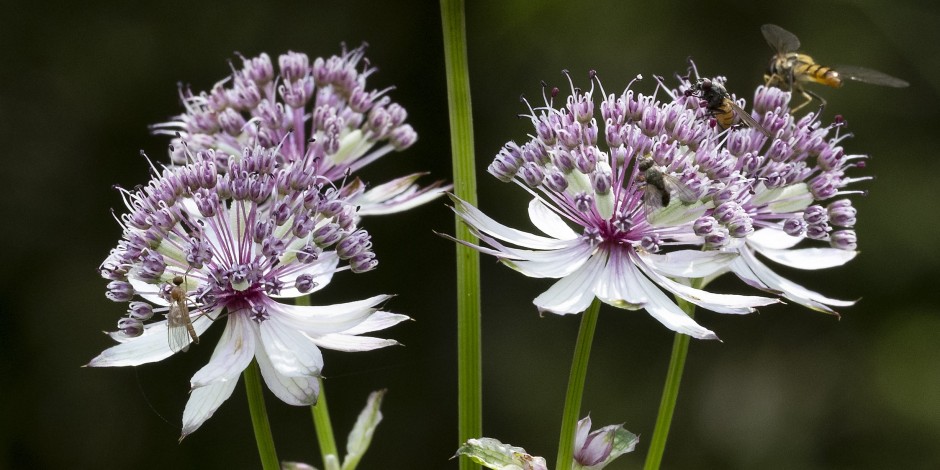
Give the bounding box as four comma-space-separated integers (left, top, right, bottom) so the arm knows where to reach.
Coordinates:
642, 283, 701, 470
440, 0, 483, 467
311, 377, 339, 465
244, 359, 280, 470
555, 298, 602, 470
296, 294, 340, 466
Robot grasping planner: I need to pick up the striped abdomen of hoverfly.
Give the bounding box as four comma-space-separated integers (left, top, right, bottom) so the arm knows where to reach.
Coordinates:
769, 52, 842, 89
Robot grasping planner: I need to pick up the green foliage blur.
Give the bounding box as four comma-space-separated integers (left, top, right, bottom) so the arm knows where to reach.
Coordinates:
2, 0, 938, 468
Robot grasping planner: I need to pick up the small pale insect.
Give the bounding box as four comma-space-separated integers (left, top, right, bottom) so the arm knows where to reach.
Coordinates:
167, 275, 198, 353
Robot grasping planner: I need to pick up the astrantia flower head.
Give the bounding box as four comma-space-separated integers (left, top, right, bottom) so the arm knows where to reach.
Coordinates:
675, 78, 866, 314
450, 71, 779, 340
90, 143, 408, 437
152, 45, 447, 216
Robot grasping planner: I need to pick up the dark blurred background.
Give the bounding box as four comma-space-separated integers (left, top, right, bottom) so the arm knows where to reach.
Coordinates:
2, 0, 938, 468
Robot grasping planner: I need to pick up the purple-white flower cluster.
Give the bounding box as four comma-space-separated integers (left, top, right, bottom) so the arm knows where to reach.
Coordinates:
91, 47, 443, 437
451, 69, 865, 338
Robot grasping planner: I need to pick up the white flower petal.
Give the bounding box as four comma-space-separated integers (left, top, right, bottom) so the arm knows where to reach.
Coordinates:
751, 182, 813, 212
449, 194, 570, 250
527, 198, 579, 240
354, 173, 449, 216
87, 314, 215, 367
190, 312, 256, 388
739, 248, 855, 313
638, 250, 738, 278
594, 248, 648, 308
127, 277, 169, 306
310, 334, 400, 352
501, 238, 595, 278
272, 295, 391, 335
534, 252, 606, 315
635, 256, 779, 314
255, 341, 320, 406
648, 200, 710, 227
272, 251, 340, 298
260, 317, 324, 377
336, 311, 410, 335
752, 245, 857, 270
747, 228, 803, 250
632, 270, 718, 340
181, 373, 239, 438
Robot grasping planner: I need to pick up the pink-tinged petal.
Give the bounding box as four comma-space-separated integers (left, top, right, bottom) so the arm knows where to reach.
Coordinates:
272, 294, 391, 335
594, 248, 648, 308
574, 416, 593, 449
638, 250, 738, 278
190, 312, 256, 388
87, 314, 215, 367
534, 252, 606, 314
449, 194, 571, 250
259, 316, 324, 377
272, 251, 340, 298
335, 311, 410, 335
181, 374, 239, 438
633, 272, 718, 340
310, 334, 400, 352
634, 254, 779, 314
255, 341, 320, 406
739, 249, 855, 314
354, 173, 450, 216
748, 228, 803, 250
527, 198, 579, 240
750, 244, 857, 270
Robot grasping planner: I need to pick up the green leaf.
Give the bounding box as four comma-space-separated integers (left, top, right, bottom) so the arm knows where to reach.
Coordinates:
454, 438, 548, 470
340, 389, 386, 470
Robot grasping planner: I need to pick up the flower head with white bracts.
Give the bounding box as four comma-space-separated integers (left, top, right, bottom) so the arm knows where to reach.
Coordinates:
449, 71, 780, 340
152, 45, 447, 216
677, 79, 865, 315
89, 143, 408, 437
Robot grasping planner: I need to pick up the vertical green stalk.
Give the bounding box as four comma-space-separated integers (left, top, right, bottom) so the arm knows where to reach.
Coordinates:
297, 294, 339, 466
642, 293, 698, 470
555, 298, 601, 470
440, 0, 482, 467
311, 377, 339, 466
244, 359, 280, 470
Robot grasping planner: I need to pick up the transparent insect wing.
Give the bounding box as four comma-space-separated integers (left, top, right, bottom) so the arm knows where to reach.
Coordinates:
662, 173, 701, 204
642, 184, 667, 215
167, 299, 193, 353
730, 101, 773, 137
834, 65, 909, 87
761, 24, 800, 54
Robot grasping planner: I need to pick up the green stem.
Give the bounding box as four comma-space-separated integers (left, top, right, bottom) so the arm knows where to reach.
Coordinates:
311, 377, 339, 466
642, 291, 699, 470
440, 0, 482, 467
295, 294, 340, 466
244, 359, 280, 470
555, 298, 601, 470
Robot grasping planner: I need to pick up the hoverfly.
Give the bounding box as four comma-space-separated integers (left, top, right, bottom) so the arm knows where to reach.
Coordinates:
637, 157, 700, 215
761, 23, 908, 112
167, 275, 198, 353
686, 77, 772, 137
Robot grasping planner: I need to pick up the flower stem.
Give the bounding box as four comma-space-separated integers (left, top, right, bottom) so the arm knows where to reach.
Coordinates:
311, 377, 339, 466
440, 0, 482, 467
555, 298, 601, 470
244, 359, 280, 470
642, 294, 698, 470
295, 295, 340, 466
